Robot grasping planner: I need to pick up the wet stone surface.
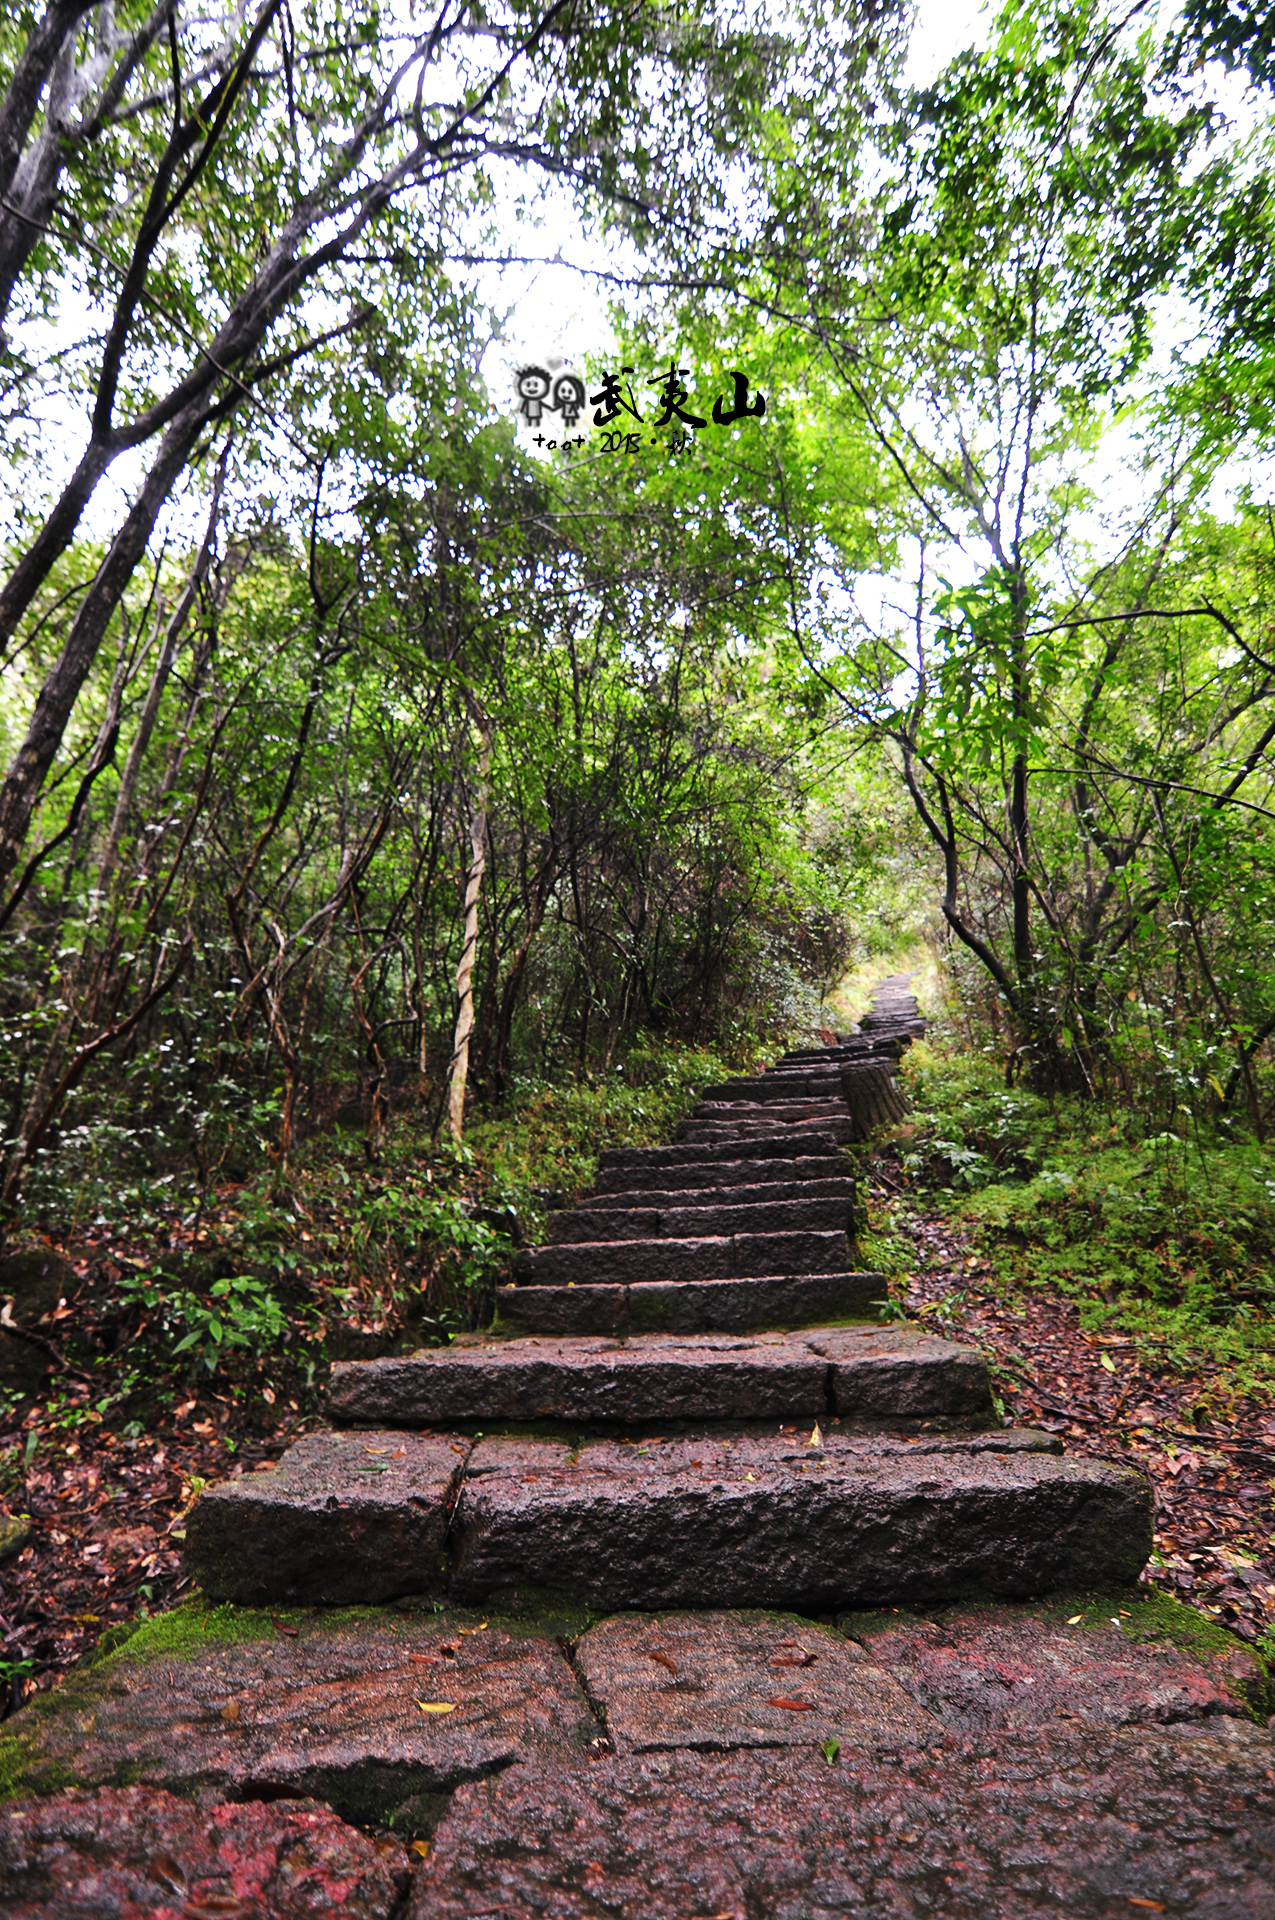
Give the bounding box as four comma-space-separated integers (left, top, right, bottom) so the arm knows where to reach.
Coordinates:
449, 1433, 1152, 1611
186, 1429, 468, 1606
409, 1730, 1275, 1919
574, 1610, 936, 1752
328, 1325, 992, 1431
0, 1785, 410, 1920
1, 1610, 595, 1827
843, 1601, 1268, 1731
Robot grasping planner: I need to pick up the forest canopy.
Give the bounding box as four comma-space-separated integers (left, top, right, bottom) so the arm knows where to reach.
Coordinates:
1, 0, 1273, 1231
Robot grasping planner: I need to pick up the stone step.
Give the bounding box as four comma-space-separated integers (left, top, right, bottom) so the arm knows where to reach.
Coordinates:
329, 1325, 990, 1430
591, 1153, 850, 1194
678, 1116, 860, 1144
546, 1194, 854, 1244
187, 1427, 1151, 1610
689, 1098, 849, 1119
495, 1270, 882, 1336
525, 1229, 851, 1288
779, 1040, 903, 1062
597, 1132, 844, 1172
696, 1075, 855, 1102
574, 1176, 857, 1214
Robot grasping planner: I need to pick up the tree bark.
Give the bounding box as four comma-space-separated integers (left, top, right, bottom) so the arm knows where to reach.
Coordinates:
446, 727, 491, 1143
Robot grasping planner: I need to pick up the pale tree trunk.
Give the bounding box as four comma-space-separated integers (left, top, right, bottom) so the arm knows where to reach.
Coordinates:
445, 724, 491, 1143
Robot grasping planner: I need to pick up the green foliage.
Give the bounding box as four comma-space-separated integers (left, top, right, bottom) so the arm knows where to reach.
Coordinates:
116, 1269, 289, 1375
887, 1041, 1275, 1403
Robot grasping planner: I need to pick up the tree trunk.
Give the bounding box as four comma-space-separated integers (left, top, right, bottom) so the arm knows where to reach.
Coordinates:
839, 1063, 908, 1136
445, 727, 491, 1142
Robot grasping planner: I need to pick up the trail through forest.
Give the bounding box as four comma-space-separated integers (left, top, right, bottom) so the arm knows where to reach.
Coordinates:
4, 1169, 1273, 1700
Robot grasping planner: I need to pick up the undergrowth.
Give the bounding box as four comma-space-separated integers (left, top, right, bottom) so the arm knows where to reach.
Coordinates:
877, 1041, 1275, 1403
1, 1039, 761, 1432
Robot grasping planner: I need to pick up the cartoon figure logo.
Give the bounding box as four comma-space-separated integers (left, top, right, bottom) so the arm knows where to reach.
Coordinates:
552, 373, 586, 428
515, 366, 553, 426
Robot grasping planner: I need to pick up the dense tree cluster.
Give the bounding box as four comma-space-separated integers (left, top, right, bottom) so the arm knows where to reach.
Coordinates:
1, 0, 1272, 1216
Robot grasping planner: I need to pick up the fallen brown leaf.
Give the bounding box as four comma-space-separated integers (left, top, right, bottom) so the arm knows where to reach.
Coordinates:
768, 1695, 816, 1712
649, 1651, 678, 1674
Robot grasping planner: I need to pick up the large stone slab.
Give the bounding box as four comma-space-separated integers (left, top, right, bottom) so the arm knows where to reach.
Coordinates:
497, 1270, 880, 1337
546, 1193, 854, 1242
591, 1151, 850, 1194
678, 1115, 860, 1143
409, 1731, 1275, 1919
0, 1787, 410, 1920
328, 1325, 987, 1429
0, 1606, 595, 1825
577, 1175, 857, 1213
596, 1132, 843, 1172
330, 1333, 830, 1429
449, 1433, 1152, 1611
525, 1229, 851, 1287
842, 1600, 1267, 1732
695, 1076, 854, 1101
620, 1271, 878, 1333
186, 1430, 468, 1605
574, 1610, 936, 1752
804, 1325, 994, 1419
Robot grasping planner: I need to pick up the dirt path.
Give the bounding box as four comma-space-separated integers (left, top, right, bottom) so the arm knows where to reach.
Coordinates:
874, 1174, 1275, 1652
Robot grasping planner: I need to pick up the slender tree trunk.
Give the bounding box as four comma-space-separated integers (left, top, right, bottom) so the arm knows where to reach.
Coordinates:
445, 725, 491, 1142
0, 389, 218, 901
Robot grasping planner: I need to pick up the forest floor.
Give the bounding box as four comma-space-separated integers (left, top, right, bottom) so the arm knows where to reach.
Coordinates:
870, 1155, 1275, 1656
2, 1148, 1274, 1715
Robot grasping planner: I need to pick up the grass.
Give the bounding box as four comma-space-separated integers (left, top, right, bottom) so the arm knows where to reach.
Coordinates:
871, 1041, 1275, 1403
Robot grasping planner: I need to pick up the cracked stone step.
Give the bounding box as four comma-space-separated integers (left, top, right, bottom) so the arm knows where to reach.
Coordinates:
566, 1176, 856, 1216
596, 1132, 845, 1173
449, 1433, 1152, 1612
495, 1269, 881, 1336
573, 1610, 937, 1753
0, 1603, 595, 1825
694, 1075, 861, 1102
0, 1789, 411, 1920
328, 1325, 992, 1430
545, 1193, 854, 1243
185, 1429, 468, 1607
837, 1599, 1267, 1732
677, 1116, 861, 1143
524, 1228, 851, 1288
591, 1152, 851, 1195
406, 1730, 1275, 1920
185, 1425, 1132, 1610
683, 1105, 852, 1121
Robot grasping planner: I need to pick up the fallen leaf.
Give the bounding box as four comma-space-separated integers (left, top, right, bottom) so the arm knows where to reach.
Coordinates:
410, 1841, 430, 1859
1100, 1353, 1117, 1374
409, 1653, 441, 1666
417, 1701, 456, 1714
220, 1700, 242, 1724
272, 1618, 299, 1637
806, 1422, 823, 1448
1126, 1902, 1166, 1913
649, 1651, 678, 1673
1066, 1615, 1083, 1625
458, 1621, 489, 1635
365, 1445, 389, 1454
821, 1737, 840, 1765
149, 1852, 187, 1893
772, 1651, 818, 1668
768, 1696, 817, 1711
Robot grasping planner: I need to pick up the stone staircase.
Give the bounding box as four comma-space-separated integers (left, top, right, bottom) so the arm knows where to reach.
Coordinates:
185, 976, 1152, 1615
11, 977, 1275, 1918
